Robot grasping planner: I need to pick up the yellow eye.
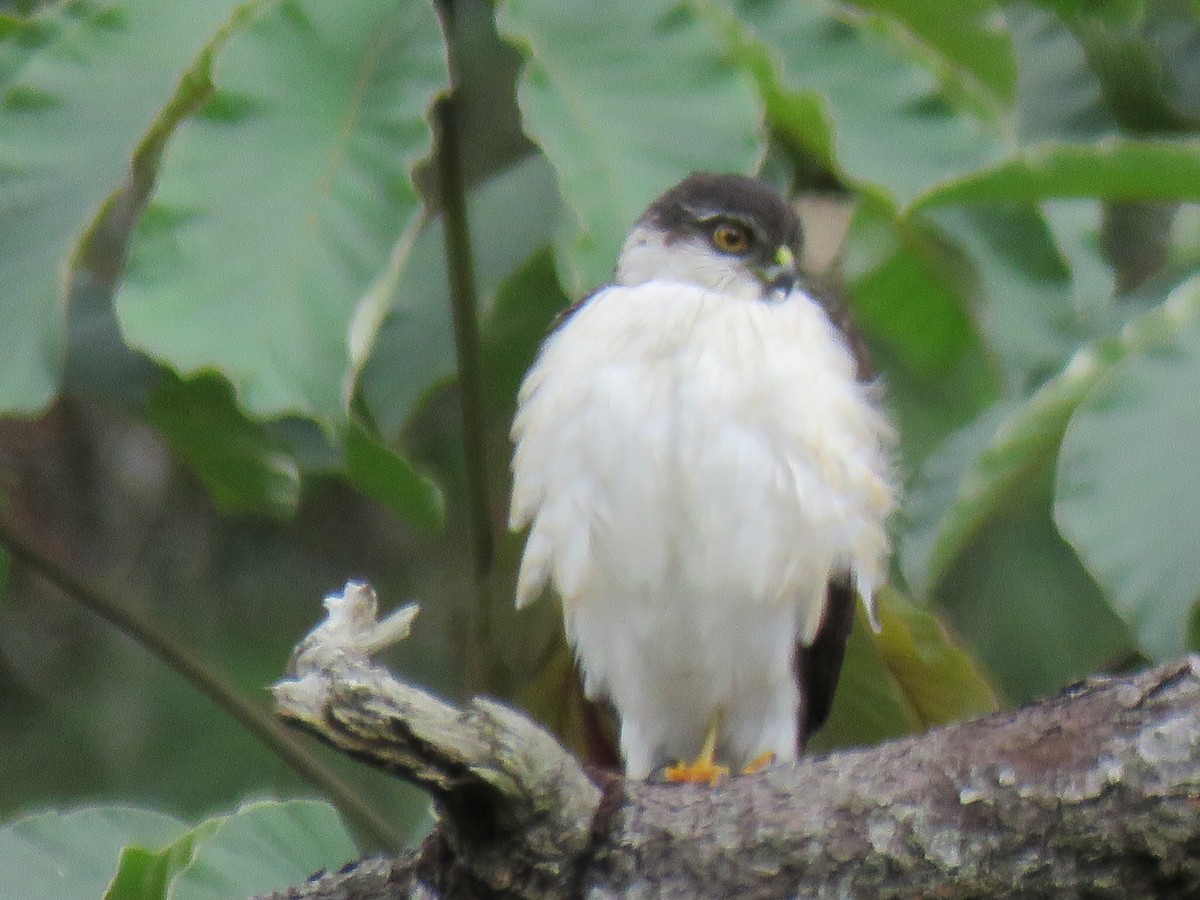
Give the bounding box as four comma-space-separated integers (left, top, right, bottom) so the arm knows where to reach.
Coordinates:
710, 222, 752, 255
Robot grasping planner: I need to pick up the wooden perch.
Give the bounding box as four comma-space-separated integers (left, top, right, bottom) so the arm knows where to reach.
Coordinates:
265, 582, 1200, 899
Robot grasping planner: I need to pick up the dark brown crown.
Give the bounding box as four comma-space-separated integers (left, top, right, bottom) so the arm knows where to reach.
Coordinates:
638, 172, 802, 259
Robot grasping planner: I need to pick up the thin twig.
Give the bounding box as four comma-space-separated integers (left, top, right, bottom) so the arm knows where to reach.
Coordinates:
0, 519, 404, 851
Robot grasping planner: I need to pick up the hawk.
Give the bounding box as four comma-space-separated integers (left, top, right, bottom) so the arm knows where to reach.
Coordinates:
509, 173, 897, 783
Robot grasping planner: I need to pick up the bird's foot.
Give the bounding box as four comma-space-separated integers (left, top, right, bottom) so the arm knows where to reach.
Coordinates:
741, 751, 775, 775
664, 708, 729, 786
664, 756, 730, 786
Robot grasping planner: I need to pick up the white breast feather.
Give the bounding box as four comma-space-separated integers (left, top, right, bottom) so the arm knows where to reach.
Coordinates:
510, 281, 896, 777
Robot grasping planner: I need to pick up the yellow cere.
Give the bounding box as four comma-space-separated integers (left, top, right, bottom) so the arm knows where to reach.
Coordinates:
774, 245, 794, 268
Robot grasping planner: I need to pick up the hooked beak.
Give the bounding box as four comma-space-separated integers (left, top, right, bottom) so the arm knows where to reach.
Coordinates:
760, 245, 798, 297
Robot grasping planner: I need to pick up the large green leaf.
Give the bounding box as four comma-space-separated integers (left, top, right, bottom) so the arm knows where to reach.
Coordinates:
872, 588, 998, 725
850, 0, 1016, 108
915, 138, 1200, 209
497, 0, 763, 293
843, 203, 998, 466
932, 461, 1133, 703
715, 0, 1002, 209
927, 204, 1078, 393
115, 0, 448, 427
901, 274, 1200, 601
0, 807, 185, 900
1041, 198, 1115, 329
1057, 276, 1200, 660
167, 800, 356, 900
359, 153, 562, 439
480, 246, 567, 417
0, 0, 253, 413
145, 372, 302, 519
1008, 4, 1112, 142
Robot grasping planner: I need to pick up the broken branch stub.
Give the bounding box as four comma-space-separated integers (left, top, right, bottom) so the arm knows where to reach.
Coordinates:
272, 582, 601, 895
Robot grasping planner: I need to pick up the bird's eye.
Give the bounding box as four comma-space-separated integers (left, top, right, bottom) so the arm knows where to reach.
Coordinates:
710, 222, 752, 255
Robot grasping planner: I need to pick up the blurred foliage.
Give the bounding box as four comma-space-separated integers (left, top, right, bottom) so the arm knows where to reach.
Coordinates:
2, 0, 1200, 893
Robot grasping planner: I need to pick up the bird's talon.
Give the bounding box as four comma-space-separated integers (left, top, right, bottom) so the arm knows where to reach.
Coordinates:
665, 758, 730, 787
742, 751, 775, 775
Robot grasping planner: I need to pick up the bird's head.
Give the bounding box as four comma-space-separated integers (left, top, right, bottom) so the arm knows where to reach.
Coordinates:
615, 173, 803, 303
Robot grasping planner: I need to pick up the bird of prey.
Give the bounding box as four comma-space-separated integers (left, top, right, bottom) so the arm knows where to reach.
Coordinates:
509, 173, 897, 783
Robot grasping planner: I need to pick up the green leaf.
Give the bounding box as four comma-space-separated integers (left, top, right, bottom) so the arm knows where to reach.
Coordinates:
167, 800, 356, 900
932, 460, 1133, 703
342, 422, 445, 534
359, 153, 563, 439
901, 274, 1200, 601
850, 0, 1016, 108
115, 0, 448, 427
813, 590, 997, 751
715, 0, 1001, 209
0, 0, 254, 412
873, 588, 998, 725
810, 607, 920, 751
843, 204, 998, 466
916, 138, 1200, 209
480, 246, 568, 417
1056, 276, 1200, 660
1008, 4, 1112, 142
497, 0, 763, 293
900, 351, 1118, 600
104, 820, 217, 900
927, 204, 1077, 393
145, 372, 302, 519
0, 806, 186, 900
1041, 198, 1115, 328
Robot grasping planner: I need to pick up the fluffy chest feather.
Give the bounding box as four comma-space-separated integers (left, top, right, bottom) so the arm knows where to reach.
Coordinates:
509, 280, 895, 775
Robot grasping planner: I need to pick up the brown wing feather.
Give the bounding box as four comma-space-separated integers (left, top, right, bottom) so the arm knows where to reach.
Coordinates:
795, 575, 857, 752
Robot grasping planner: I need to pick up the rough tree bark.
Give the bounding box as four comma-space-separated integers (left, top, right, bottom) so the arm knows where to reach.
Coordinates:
261, 583, 1200, 899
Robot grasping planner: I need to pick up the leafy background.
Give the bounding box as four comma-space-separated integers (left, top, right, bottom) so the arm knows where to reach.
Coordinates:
2, 0, 1199, 894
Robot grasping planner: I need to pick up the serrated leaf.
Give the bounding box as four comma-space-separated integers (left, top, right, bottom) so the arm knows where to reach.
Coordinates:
145, 372, 302, 519
0, 0, 254, 412
0, 806, 186, 900
166, 800, 356, 900
115, 0, 448, 427
497, 0, 763, 293
1056, 277, 1200, 660
342, 421, 444, 534
715, 0, 1001, 209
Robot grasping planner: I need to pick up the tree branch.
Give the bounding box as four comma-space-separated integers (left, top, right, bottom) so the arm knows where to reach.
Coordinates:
267, 583, 1200, 899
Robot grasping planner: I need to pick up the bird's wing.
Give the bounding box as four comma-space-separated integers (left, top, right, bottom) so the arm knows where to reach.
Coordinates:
795, 574, 857, 750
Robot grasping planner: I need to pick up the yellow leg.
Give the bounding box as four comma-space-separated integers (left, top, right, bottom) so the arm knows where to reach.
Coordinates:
665, 709, 730, 787
741, 751, 775, 775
